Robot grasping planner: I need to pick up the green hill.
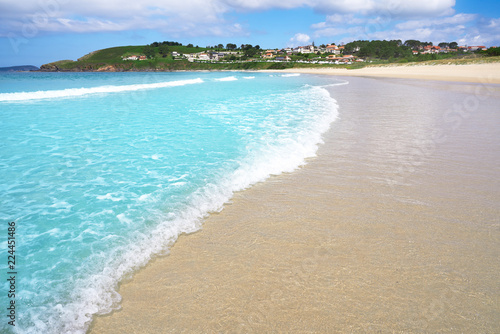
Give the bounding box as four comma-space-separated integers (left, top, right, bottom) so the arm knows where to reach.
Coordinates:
39, 44, 297, 71
40, 43, 500, 72
40, 45, 199, 71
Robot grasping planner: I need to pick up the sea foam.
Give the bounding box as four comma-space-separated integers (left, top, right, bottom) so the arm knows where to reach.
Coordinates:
0, 78, 204, 102
215, 76, 238, 81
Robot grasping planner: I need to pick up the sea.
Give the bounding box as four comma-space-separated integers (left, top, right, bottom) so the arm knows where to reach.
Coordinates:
0, 71, 343, 333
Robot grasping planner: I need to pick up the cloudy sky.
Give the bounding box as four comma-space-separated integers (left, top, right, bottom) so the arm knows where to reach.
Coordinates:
0, 0, 499, 67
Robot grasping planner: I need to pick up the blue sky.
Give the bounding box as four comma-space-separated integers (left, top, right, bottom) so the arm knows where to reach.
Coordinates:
0, 0, 499, 67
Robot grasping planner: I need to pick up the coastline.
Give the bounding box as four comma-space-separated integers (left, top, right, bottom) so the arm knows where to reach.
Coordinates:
35, 60, 500, 85
267, 62, 500, 84
90, 76, 500, 333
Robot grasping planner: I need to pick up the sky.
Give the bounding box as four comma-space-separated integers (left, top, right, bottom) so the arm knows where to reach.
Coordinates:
0, 0, 499, 67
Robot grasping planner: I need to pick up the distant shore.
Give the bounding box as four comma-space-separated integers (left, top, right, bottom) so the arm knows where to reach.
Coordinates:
263, 62, 500, 84
34, 61, 500, 85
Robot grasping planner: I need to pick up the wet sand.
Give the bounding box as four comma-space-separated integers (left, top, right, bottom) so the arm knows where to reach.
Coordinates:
90, 77, 500, 333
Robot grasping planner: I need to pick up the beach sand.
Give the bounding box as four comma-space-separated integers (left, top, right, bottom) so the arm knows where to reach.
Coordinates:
90, 74, 500, 333
278, 62, 500, 84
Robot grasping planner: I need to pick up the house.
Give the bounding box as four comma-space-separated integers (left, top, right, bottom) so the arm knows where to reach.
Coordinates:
198, 53, 210, 61
138, 56, 147, 60
296, 45, 315, 54
326, 44, 341, 55
327, 55, 342, 61
209, 52, 225, 61
275, 56, 291, 61
123, 55, 139, 60
468, 46, 487, 51
262, 52, 275, 59
185, 53, 197, 62
421, 45, 440, 54
172, 51, 180, 57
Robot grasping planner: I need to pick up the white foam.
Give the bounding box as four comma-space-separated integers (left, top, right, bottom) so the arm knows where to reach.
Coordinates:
281, 73, 301, 77
138, 194, 150, 201
215, 76, 238, 82
97, 193, 124, 202
243, 76, 255, 79
116, 213, 133, 225
0, 78, 204, 102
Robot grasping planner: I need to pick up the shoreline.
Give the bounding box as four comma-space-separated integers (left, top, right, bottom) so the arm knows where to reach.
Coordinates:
90, 76, 500, 333
31, 61, 500, 85
263, 62, 500, 84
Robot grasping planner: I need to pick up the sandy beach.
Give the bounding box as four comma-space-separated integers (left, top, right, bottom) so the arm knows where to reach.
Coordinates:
278, 62, 500, 84
90, 68, 500, 333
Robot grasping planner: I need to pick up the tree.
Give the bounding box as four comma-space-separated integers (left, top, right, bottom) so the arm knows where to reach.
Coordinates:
158, 44, 169, 58
143, 45, 155, 59
217, 43, 224, 50
226, 43, 237, 50
449, 42, 458, 49
244, 48, 257, 57
438, 42, 449, 48
345, 40, 410, 59
187, 43, 194, 48
485, 47, 500, 56
404, 39, 422, 49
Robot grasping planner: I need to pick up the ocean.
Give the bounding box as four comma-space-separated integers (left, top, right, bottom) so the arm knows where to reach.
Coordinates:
0, 71, 342, 333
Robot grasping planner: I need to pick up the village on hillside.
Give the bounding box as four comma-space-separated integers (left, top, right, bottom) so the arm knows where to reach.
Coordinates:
121, 41, 493, 65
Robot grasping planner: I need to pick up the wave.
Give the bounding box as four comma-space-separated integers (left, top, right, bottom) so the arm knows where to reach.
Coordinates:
281, 73, 301, 77
214, 76, 238, 81
0, 78, 204, 102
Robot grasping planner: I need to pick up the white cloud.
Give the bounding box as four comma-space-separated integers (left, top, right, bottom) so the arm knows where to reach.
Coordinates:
220, 0, 456, 17
395, 13, 476, 30
1, 0, 498, 48
0, 0, 236, 36
310, 8, 500, 47
288, 33, 311, 47
0, 0, 458, 37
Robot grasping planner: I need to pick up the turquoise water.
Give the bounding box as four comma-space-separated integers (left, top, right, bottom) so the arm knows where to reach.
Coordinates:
0, 71, 342, 333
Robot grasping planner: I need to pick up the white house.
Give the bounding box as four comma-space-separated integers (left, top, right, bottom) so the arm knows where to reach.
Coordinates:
198, 53, 210, 60
296, 45, 315, 53
123, 55, 139, 60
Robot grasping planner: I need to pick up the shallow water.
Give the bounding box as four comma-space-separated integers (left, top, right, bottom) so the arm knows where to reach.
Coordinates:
0, 71, 342, 333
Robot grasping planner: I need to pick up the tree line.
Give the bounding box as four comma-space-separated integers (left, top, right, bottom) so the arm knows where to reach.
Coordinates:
342, 39, 466, 60
140, 39, 497, 61
141, 41, 264, 59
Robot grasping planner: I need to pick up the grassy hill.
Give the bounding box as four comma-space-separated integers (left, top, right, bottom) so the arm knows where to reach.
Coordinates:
40, 44, 289, 71
39, 44, 500, 72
